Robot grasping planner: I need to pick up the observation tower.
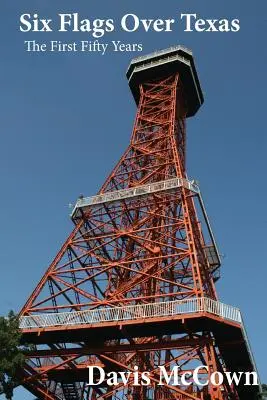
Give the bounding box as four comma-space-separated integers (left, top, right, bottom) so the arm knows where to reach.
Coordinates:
18, 46, 260, 400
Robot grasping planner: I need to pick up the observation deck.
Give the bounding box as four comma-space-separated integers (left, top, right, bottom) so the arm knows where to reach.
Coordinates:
20, 297, 259, 399
127, 45, 204, 117
71, 177, 221, 279
71, 177, 199, 218
19, 297, 242, 331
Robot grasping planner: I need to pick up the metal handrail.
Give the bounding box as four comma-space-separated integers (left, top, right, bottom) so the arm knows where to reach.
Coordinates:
71, 177, 199, 218
19, 297, 242, 330
129, 45, 192, 66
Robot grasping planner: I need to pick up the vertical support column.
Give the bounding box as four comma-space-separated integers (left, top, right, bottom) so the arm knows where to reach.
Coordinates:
204, 343, 224, 400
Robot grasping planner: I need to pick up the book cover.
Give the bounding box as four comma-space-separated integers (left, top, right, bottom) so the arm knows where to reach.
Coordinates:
0, 1, 266, 399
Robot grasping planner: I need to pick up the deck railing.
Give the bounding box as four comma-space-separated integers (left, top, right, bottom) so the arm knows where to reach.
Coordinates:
19, 297, 242, 330
71, 177, 199, 218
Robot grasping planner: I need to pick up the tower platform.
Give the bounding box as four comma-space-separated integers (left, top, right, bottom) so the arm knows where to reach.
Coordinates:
127, 45, 204, 117
20, 297, 259, 399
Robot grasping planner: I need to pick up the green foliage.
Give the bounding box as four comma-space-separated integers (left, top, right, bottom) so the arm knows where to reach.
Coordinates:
0, 311, 25, 400
258, 384, 267, 399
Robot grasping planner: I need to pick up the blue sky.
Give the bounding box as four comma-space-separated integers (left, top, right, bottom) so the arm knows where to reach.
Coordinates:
0, 1, 266, 398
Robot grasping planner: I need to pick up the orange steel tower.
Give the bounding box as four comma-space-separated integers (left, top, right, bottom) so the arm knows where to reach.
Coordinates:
18, 46, 260, 400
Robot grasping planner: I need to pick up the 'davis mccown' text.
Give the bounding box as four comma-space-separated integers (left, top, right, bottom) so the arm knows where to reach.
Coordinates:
20, 13, 240, 36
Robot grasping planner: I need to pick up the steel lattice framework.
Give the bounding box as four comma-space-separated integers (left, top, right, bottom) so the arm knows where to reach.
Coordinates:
17, 46, 259, 400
